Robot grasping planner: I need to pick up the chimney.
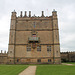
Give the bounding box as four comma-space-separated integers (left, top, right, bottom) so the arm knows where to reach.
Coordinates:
1, 50, 2, 53
29, 11, 31, 17
24, 11, 27, 17
41, 11, 44, 17
4, 51, 6, 54
20, 11, 22, 17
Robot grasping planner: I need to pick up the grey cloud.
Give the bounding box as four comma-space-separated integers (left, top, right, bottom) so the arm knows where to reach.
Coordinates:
0, 0, 75, 52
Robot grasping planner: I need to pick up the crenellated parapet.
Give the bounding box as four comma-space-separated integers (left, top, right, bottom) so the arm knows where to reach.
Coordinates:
11, 10, 57, 18
0, 50, 8, 56
61, 51, 75, 54
61, 51, 75, 62
0, 50, 8, 64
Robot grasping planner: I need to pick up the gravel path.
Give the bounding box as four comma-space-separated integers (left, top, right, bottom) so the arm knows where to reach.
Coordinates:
62, 63, 74, 66
19, 66, 37, 75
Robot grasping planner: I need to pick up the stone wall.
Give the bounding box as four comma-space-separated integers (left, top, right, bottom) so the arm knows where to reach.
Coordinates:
0, 51, 8, 64
61, 52, 75, 62
8, 10, 61, 64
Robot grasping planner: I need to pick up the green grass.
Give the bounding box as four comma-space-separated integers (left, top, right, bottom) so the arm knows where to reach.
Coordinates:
0, 64, 75, 75
0, 65, 28, 75
36, 65, 75, 75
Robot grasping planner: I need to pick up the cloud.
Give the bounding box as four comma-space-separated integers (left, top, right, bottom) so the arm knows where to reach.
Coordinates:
0, 0, 75, 52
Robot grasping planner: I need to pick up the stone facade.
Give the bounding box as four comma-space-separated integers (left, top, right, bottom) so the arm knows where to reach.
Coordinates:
0, 50, 7, 64
7, 10, 61, 64
61, 52, 75, 62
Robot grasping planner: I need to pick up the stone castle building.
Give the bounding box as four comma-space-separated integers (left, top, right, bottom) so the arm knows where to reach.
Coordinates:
61, 52, 75, 62
0, 51, 75, 64
8, 10, 61, 64
0, 50, 7, 64
7, 10, 61, 64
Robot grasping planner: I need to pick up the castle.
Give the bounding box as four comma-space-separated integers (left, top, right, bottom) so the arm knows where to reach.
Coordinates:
0, 51, 75, 64
0, 10, 61, 64
61, 52, 75, 62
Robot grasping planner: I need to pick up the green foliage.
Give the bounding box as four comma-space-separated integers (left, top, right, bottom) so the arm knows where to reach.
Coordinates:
0, 65, 28, 75
36, 65, 75, 75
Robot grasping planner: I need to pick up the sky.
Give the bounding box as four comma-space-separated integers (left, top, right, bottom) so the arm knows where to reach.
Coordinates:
0, 0, 75, 53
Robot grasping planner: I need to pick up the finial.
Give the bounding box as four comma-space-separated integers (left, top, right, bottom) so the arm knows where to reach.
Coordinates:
14, 10, 15, 12
53, 9, 55, 11
24, 11, 27, 17
53, 9, 57, 12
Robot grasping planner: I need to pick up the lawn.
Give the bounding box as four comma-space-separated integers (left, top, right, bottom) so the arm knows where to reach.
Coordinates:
36, 65, 75, 75
0, 64, 75, 75
0, 65, 28, 75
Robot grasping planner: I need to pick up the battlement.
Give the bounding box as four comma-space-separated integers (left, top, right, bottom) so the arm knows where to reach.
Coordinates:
11, 9, 57, 18
61, 51, 75, 54
0, 50, 8, 56
0, 53, 7, 56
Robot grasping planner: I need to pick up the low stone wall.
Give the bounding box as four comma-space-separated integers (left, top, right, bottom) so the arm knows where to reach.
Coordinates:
0, 52, 8, 64
61, 52, 75, 62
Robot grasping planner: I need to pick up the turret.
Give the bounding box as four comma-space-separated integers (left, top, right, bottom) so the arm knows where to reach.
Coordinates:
11, 10, 16, 19
52, 9, 58, 29
52, 9, 57, 19
52, 9, 61, 64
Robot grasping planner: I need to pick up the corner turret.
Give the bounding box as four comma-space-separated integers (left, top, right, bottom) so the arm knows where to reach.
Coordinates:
52, 9, 57, 19
11, 10, 17, 19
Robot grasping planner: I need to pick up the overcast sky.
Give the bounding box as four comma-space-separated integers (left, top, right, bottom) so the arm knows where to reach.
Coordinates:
0, 0, 75, 53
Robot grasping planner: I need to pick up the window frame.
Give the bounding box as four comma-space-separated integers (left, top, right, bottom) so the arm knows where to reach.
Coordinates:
48, 59, 51, 62
47, 46, 51, 52
37, 45, 41, 51
27, 44, 31, 51
37, 59, 41, 62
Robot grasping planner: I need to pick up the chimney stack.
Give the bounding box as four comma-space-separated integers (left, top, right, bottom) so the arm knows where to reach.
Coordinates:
4, 51, 6, 54
41, 11, 44, 17
1, 50, 2, 53
24, 11, 27, 17
29, 11, 31, 17
20, 11, 22, 17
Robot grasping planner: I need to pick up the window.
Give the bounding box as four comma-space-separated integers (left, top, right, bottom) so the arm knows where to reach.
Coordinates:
32, 34, 36, 37
10, 60, 11, 62
10, 51, 12, 53
37, 59, 41, 62
37, 45, 41, 51
57, 51, 58, 56
27, 44, 31, 51
48, 59, 51, 62
47, 46, 51, 51
55, 24, 56, 27
17, 59, 19, 62
56, 35, 57, 39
